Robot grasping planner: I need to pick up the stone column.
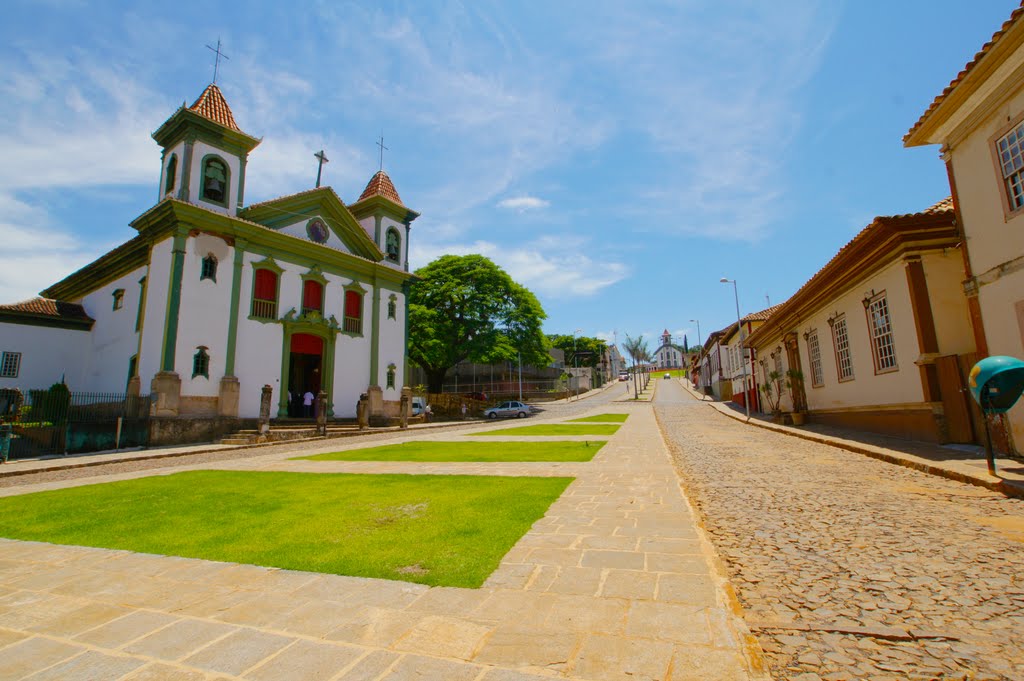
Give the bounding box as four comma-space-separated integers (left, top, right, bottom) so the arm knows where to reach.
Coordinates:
316, 390, 328, 436
258, 384, 273, 434
367, 385, 385, 426
400, 387, 411, 430
218, 376, 240, 417
357, 393, 369, 430
150, 372, 181, 417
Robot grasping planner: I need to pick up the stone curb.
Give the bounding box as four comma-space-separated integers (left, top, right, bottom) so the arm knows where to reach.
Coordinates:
701, 398, 1024, 501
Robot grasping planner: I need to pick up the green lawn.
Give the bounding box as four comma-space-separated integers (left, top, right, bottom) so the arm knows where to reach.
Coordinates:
478, 424, 621, 436
0, 470, 572, 588
294, 440, 604, 462
568, 414, 629, 423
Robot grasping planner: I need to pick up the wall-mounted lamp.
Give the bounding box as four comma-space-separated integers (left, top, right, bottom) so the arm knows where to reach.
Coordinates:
861, 289, 876, 309
826, 313, 839, 328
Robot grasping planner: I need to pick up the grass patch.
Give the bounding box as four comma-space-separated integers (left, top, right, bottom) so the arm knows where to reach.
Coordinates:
294, 440, 604, 462
478, 424, 621, 436
568, 413, 629, 423
0, 470, 571, 588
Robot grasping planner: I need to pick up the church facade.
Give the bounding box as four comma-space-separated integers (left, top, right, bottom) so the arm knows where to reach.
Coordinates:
0, 84, 418, 434
653, 330, 683, 369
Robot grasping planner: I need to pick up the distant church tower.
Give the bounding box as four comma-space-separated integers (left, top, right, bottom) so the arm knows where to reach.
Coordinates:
152, 84, 262, 214
661, 329, 672, 347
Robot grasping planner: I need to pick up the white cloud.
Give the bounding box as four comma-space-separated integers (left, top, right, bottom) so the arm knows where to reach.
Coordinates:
497, 196, 550, 211
412, 238, 629, 300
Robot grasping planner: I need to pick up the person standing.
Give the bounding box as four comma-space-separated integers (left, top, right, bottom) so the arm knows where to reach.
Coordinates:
303, 390, 314, 418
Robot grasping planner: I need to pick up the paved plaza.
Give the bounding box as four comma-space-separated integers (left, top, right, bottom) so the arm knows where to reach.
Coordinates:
656, 379, 1024, 681
0, 391, 765, 680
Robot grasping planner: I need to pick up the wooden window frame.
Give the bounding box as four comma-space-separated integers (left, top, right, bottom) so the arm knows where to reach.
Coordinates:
988, 108, 1024, 221
249, 258, 283, 323
864, 290, 898, 375
112, 289, 125, 311
829, 314, 855, 382
200, 254, 218, 282
805, 329, 824, 388
342, 282, 367, 336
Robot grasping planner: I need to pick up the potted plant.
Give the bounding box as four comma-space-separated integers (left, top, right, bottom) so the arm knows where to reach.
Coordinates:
785, 368, 807, 425
760, 370, 785, 423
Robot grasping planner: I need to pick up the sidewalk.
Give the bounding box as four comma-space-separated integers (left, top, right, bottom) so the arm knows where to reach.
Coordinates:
677, 380, 1024, 499
0, 403, 766, 680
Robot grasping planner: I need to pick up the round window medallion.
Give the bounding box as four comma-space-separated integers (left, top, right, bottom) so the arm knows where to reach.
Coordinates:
307, 218, 329, 244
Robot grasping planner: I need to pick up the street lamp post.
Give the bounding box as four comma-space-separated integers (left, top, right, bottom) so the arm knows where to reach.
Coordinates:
720, 278, 750, 420
573, 328, 583, 400
517, 350, 523, 402
689, 319, 702, 349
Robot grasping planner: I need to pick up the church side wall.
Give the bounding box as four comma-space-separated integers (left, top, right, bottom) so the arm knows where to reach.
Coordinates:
234, 252, 288, 417
139, 239, 172, 391
330, 276, 372, 418
0, 324, 88, 391
77, 266, 147, 393
376, 286, 406, 399
176, 234, 234, 399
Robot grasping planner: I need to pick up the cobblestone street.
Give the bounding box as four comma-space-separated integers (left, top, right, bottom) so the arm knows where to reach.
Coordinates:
656, 380, 1024, 681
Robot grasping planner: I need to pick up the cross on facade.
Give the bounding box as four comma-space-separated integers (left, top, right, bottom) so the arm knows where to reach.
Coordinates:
206, 39, 229, 84
314, 150, 329, 188
376, 133, 389, 171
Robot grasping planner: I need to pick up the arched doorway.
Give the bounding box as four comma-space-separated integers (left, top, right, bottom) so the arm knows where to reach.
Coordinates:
288, 333, 323, 417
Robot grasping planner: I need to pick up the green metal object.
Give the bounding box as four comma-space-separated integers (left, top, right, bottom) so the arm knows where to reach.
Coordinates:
968, 356, 1024, 476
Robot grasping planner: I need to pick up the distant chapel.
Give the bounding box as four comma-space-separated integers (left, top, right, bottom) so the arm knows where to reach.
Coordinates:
0, 83, 418, 438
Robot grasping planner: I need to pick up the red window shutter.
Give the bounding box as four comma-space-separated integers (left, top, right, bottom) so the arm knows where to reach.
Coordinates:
254, 269, 277, 300
303, 280, 322, 311
345, 290, 361, 319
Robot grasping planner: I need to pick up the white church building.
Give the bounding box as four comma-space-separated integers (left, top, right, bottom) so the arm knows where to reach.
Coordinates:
0, 83, 418, 439
653, 329, 683, 369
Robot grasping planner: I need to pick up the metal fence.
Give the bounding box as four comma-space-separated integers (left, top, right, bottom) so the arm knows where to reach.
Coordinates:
1, 389, 150, 460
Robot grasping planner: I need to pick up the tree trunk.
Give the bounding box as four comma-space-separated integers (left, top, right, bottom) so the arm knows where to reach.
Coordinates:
425, 368, 447, 394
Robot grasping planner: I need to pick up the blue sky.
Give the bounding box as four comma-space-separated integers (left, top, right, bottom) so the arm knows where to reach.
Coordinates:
0, 1, 1016, 351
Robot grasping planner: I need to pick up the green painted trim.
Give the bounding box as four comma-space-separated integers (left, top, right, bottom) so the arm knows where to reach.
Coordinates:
198, 153, 231, 208
341, 280, 367, 338
134, 265, 149, 366
276, 317, 339, 418
387, 293, 397, 320
224, 240, 246, 376
160, 231, 187, 373
374, 215, 382, 247
178, 137, 194, 201
237, 154, 248, 209
404, 223, 411, 272
192, 346, 210, 379
369, 277, 381, 387
164, 153, 178, 197
402, 280, 411, 387
152, 108, 261, 156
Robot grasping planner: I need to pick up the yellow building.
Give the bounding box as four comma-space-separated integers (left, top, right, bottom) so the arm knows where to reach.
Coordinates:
746, 200, 980, 443
905, 4, 1024, 452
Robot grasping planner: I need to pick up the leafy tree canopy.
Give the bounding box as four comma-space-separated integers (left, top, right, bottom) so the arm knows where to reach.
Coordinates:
546, 334, 607, 369
408, 255, 549, 392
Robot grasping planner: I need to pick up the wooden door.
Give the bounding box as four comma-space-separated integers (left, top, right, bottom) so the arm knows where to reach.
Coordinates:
936, 354, 974, 443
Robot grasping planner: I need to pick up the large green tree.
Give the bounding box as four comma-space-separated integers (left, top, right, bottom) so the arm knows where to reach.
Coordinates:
408, 255, 549, 393
546, 334, 607, 369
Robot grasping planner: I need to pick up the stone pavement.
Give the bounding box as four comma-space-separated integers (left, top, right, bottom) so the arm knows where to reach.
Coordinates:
657, 379, 1024, 680
0, 404, 766, 680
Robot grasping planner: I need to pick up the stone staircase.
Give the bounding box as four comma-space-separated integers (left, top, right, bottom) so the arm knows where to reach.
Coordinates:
218, 421, 359, 446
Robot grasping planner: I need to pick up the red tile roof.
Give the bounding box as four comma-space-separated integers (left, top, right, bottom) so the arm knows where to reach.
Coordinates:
905, 2, 1024, 143
743, 303, 784, 322
188, 84, 241, 131
357, 170, 404, 205
0, 298, 93, 322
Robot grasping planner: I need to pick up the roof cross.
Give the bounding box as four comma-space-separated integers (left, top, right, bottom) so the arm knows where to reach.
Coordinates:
314, 150, 329, 188
376, 133, 389, 171
206, 38, 229, 84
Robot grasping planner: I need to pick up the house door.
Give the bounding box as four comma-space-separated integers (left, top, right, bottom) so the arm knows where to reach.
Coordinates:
936, 354, 974, 444
288, 333, 323, 417
784, 333, 807, 412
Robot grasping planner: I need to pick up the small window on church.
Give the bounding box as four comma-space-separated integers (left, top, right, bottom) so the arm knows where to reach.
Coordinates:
302, 280, 323, 315
127, 354, 138, 387
192, 346, 210, 379
385, 228, 401, 263
387, 363, 396, 389
344, 289, 363, 334
135, 276, 146, 332
165, 154, 177, 195
201, 255, 217, 282
388, 294, 397, 320
251, 269, 279, 320
201, 157, 228, 205
112, 289, 125, 311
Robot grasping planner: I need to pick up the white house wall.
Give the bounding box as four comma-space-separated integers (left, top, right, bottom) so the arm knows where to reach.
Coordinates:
0, 324, 87, 391
176, 234, 234, 397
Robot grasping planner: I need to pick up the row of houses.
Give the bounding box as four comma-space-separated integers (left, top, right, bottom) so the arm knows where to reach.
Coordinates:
693, 4, 1024, 455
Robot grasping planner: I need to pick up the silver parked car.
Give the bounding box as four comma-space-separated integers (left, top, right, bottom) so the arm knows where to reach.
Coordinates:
483, 400, 532, 419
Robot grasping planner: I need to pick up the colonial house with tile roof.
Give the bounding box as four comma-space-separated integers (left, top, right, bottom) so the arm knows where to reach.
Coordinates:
904, 2, 1024, 453
744, 199, 982, 443
0, 83, 418, 440
717, 304, 783, 413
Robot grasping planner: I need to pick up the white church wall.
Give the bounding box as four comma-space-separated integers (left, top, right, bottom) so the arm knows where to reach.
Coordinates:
138, 239, 172, 390
232, 251, 289, 417
190, 140, 240, 214
0, 324, 88, 391
357, 216, 375, 242
276, 216, 354, 256
176, 234, 233, 398
377, 287, 406, 395
159, 141, 185, 200
77, 266, 147, 393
